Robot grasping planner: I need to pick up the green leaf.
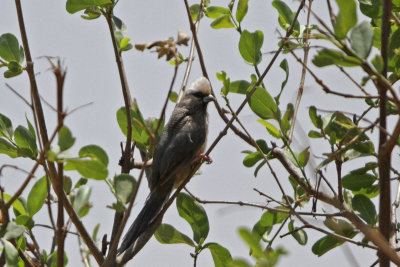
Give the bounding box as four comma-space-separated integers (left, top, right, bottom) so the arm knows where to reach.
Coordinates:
1, 194, 26, 215
15, 215, 34, 229
243, 151, 262, 167
116, 105, 149, 149
7, 61, 21, 73
81, 7, 102, 20
288, 220, 307, 245
154, 224, 195, 246
0, 33, 20, 63
92, 224, 100, 241
169, 92, 178, 103
176, 193, 209, 244
312, 235, 343, 256
66, 0, 112, 14
72, 186, 92, 218
324, 217, 357, 237
239, 30, 264, 64
258, 120, 281, 138
260, 208, 290, 227
309, 106, 323, 128
352, 194, 377, 225
272, 0, 300, 34
206, 6, 230, 19
227, 259, 252, 267
279, 60, 289, 87
14, 125, 38, 158
308, 130, 323, 138
0, 138, 18, 158
64, 159, 108, 180
312, 49, 361, 67
298, 147, 310, 167
79, 144, 109, 166
353, 184, 379, 198
229, 80, 250, 94
342, 173, 376, 191
333, 0, 357, 40
359, 0, 382, 19
371, 55, 384, 72
205, 243, 232, 267
350, 21, 374, 59
216, 71, 230, 96
190, 4, 201, 21
2, 240, 19, 267
211, 15, 235, 29
58, 126, 75, 151
27, 176, 48, 216
3, 222, 25, 239
0, 113, 13, 141
4, 69, 23, 78
248, 87, 277, 120
120, 37, 130, 50
113, 174, 136, 205
238, 227, 263, 258
236, 0, 249, 23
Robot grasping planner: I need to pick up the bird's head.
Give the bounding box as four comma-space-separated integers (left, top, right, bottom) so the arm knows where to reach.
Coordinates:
180, 77, 215, 109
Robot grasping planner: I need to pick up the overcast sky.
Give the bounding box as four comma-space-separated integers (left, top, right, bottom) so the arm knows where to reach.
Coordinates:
0, 0, 381, 266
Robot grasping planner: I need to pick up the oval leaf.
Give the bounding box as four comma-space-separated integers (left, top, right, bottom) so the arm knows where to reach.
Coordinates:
342, 173, 376, 191
114, 174, 136, 205
66, 0, 112, 14
79, 144, 108, 166
27, 176, 48, 216
258, 120, 281, 138
59, 126, 75, 151
0, 113, 14, 141
236, 0, 249, 23
176, 193, 209, 243
288, 221, 307, 245
2, 240, 18, 267
272, 0, 300, 34
211, 14, 235, 29
0, 33, 20, 63
239, 30, 264, 65
333, 0, 357, 40
350, 21, 374, 59
205, 243, 232, 267
312, 235, 343, 256
72, 186, 92, 218
243, 151, 262, 167
65, 159, 108, 180
248, 87, 277, 120
14, 125, 37, 158
154, 223, 195, 246
352, 194, 377, 225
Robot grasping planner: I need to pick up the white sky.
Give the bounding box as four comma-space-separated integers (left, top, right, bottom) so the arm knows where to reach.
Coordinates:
0, 0, 384, 266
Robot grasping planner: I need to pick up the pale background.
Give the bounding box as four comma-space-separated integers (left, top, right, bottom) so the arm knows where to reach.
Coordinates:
0, 0, 382, 266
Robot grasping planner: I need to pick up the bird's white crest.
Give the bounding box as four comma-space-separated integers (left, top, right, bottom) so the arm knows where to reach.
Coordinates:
187, 77, 211, 95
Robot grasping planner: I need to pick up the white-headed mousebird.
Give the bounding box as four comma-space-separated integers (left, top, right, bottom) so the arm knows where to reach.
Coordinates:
117, 77, 214, 258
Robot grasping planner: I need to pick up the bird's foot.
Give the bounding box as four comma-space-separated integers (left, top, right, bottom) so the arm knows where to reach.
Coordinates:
192, 154, 213, 164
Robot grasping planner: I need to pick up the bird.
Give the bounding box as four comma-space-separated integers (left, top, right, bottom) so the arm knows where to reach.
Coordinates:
117, 77, 214, 258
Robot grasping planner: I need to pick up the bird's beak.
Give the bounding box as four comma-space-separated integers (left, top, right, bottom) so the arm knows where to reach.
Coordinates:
203, 95, 215, 103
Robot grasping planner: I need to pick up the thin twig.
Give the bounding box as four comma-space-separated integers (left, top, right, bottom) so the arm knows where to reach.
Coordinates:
5, 83, 32, 108
288, 0, 313, 142
178, 0, 204, 101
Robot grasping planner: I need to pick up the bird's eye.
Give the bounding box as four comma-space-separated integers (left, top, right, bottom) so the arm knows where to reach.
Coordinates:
193, 92, 203, 98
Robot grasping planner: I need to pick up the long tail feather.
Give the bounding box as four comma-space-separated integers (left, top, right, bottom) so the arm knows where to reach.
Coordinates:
117, 186, 171, 256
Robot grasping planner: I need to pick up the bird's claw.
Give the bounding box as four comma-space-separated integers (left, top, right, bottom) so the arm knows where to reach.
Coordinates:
192, 154, 213, 164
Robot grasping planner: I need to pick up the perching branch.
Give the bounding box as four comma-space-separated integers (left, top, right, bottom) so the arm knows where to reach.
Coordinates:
14, 0, 104, 264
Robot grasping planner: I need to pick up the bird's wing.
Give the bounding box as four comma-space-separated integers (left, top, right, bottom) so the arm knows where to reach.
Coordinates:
153, 109, 204, 187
